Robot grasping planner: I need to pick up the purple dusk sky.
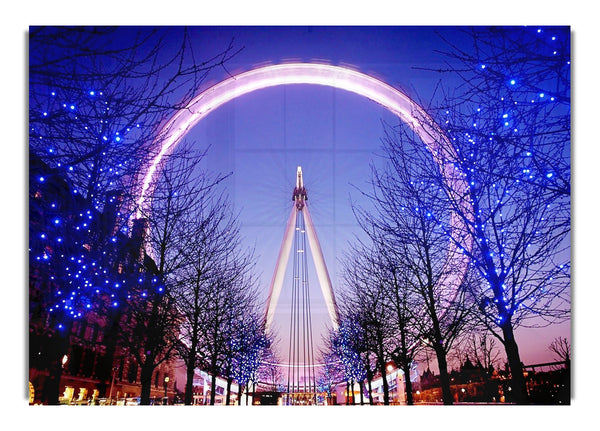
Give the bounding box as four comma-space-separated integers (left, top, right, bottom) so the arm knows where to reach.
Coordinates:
156, 26, 570, 369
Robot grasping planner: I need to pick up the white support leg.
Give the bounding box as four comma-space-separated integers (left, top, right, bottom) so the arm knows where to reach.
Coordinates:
264, 206, 297, 332
303, 204, 340, 329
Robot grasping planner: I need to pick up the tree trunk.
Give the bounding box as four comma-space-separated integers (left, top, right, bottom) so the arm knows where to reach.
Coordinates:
379, 359, 390, 405
433, 344, 453, 405
501, 322, 528, 404
43, 323, 73, 405
226, 377, 232, 405
346, 382, 350, 405
210, 373, 217, 405
237, 384, 244, 405
139, 361, 154, 405
366, 368, 374, 405
184, 357, 195, 405
401, 363, 414, 405
44, 357, 64, 405
359, 380, 364, 405
96, 309, 122, 396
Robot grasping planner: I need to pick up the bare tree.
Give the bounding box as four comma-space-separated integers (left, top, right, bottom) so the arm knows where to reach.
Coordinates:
143, 146, 233, 405
548, 336, 571, 364
119, 143, 229, 405
339, 238, 423, 405
330, 314, 368, 405
352, 135, 474, 405
339, 244, 394, 405
118, 263, 180, 405
28, 26, 240, 404
197, 239, 259, 406
462, 330, 502, 378
374, 245, 423, 405
140, 140, 262, 406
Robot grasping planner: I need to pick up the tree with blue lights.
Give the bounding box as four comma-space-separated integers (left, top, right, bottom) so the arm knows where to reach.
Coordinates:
380, 26, 571, 404
29, 150, 153, 403
28, 26, 239, 404
230, 320, 271, 405
255, 339, 284, 393
316, 348, 344, 405
328, 317, 368, 405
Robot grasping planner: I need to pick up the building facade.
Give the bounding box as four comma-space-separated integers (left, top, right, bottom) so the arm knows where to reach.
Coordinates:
29, 154, 182, 405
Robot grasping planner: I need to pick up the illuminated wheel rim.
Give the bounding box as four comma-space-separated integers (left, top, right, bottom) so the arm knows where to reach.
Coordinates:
136, 62, 473, 323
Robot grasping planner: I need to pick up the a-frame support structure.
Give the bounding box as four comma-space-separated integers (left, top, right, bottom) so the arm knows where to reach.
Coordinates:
264, 166, 340, 333
263, 166, 340, 404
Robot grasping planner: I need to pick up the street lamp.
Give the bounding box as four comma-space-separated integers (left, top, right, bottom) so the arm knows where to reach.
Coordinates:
164, 376, 170, 405
108, 367, 117, 405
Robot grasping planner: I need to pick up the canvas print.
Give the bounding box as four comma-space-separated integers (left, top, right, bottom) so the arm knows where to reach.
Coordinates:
28, 26, 571, 407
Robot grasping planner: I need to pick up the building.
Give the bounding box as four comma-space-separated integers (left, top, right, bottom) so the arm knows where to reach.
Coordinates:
29, 153, 182, 405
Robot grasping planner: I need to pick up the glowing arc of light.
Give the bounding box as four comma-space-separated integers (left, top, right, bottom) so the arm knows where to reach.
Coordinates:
135, 62, 474, 326
138, 63, 441, 215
